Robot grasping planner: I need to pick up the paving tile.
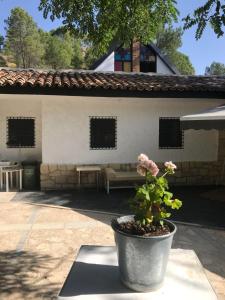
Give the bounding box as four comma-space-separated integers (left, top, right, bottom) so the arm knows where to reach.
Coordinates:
35, 207, 98, 224
0, 231, 23, 251
0, 192, 17, 202
0, 202, 33, 225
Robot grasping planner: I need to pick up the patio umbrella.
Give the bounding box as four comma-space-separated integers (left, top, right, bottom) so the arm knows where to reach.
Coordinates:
180, 104, 225, 130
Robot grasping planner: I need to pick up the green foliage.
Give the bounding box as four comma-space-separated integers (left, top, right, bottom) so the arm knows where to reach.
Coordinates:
71, 39, 84, 69
39, 0, 178, 55
131, 168, 182, 226
0, 55, 7, 67
4, 8, 84, 69
45, 32, 74, 69
205, 61, 225, 75
155, 26, 195, 75
4, 7, 45, 68
0, 35, 4, 51
156, 26, 182, 57
183, 0, 225, 39
83, 44, 101, 69
170, 51, 195, 75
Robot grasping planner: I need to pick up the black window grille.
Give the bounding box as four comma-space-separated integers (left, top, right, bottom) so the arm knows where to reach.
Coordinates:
90, 117, 117, 149
159, 118, 183, 149
7, 117, 35, 148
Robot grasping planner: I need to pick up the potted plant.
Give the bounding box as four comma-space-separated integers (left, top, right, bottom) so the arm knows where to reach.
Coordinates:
111, 154, 182, 292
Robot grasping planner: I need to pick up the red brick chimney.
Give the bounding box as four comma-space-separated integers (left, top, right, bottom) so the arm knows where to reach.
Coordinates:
131, 40, 140, 72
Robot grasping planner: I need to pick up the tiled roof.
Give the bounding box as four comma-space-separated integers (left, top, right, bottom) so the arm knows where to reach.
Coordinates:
0, 68, 225, 93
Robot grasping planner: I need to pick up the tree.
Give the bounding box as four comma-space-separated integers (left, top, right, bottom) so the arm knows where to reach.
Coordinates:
39, 1, 225, 49
45, 32, 74, 69
39, 0, 178, 55
183, 0, 225, 39
0, 55, 7, 67
170, 51, 195, 75
205, 62, 225, 75
4, 7, 44, 68
0, 35, 4, 51
155, 27, 182, 57
71, 39, 84, 69
155, 26, 195, 75
83, 42, 100, 69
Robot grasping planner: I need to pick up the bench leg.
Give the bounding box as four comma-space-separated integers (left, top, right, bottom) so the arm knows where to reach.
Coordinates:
0, 172, 2, 190
106, 180, 110, 195
6, 172, 9, 192
19, 170, 22, 191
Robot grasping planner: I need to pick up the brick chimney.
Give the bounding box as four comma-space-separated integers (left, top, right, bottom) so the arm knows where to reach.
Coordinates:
131, 40, 140, 72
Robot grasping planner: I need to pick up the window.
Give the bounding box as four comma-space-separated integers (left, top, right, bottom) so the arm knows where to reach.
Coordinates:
140, 46, 156, 73
114, 45, 157, 73
159, 118, 183, 149
114, 47, 132, 72
7, 117, 35, 148
90, 117, 117, 149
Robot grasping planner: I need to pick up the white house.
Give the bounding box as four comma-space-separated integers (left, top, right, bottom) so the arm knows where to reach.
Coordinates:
0, 68, 224, 190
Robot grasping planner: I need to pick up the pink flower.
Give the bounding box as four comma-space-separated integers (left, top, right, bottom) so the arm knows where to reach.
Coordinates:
137, 154, 159, 177
144, 159, 159, 177
138, 153, 149, 163
165, 161, 177, 171
137, 164, 147, 176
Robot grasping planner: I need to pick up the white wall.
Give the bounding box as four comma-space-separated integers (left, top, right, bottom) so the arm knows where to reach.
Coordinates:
156, 56, 174, 74
42, 96, 224, 164
94, 52, 115, 72
0, 94, 42, 162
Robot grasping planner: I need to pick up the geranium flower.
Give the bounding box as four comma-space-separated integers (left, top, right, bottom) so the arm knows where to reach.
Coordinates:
137, 164, 147, 176
137, 154, 159, 177
165, 161, 177, 171
144, 159, 159, 177
138, 153, 149, 163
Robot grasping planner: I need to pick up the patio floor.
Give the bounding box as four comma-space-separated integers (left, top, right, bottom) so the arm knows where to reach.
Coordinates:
11, 185, 225, 228
0, 188, 224, 299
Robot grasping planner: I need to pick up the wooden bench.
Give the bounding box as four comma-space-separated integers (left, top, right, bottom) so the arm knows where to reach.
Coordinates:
104, 167, 144, 194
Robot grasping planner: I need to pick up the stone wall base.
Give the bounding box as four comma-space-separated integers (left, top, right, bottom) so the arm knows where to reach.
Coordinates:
40, 161, 223, 191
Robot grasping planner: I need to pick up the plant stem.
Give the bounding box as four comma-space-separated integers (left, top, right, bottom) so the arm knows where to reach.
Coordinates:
161, 171, 169, 178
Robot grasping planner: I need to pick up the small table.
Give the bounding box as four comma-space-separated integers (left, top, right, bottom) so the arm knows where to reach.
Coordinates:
58, 246, 217, 300
77, 166, 101, 189
0, 165, 23, 192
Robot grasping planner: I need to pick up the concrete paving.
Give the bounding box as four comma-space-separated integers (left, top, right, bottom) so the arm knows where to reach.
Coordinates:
0, 192, 224, 300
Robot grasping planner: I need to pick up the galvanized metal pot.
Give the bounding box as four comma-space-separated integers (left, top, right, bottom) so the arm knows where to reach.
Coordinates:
111, 215, 177, 292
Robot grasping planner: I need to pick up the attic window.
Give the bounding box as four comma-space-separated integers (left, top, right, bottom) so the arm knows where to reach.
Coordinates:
140, 46, 156, 73
114, 47, 132, 72
7, 117, 35, 148
90, 117, 117, 150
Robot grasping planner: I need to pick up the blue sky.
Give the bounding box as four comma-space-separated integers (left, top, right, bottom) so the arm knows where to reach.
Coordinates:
0, 0, 225, 74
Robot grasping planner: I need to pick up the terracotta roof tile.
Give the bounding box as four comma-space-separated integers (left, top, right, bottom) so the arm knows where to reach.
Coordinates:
0, 69, 225, 94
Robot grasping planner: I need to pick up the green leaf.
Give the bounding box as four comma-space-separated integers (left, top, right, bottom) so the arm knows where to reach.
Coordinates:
160, 220, 164, 226
39, 0, 179, 55
171, 198, 182, 209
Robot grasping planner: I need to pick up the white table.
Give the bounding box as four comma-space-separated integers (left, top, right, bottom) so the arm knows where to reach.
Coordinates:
77, 166, 101, 189
0, 164, 23, 192
58, 246, 217, 300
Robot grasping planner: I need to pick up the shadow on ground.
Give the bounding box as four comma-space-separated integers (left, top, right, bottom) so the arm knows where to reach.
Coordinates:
0, 250, 59, 299
11, 186, 225, 228
172, 223, 225, 279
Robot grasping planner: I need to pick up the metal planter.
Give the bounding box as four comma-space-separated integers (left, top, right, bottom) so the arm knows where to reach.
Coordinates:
111, 215, 176, 292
